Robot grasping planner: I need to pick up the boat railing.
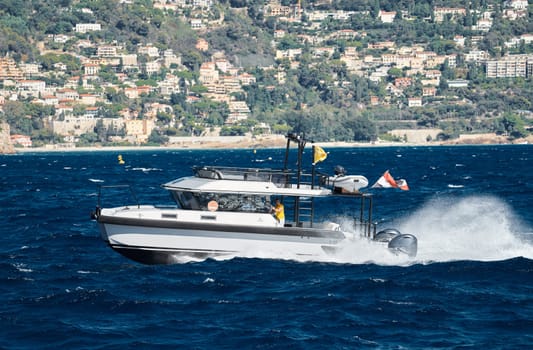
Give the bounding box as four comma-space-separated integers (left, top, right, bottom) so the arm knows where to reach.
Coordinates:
354, 219, 377, 238
193, 166, 294, 187
355, 193, 376, 238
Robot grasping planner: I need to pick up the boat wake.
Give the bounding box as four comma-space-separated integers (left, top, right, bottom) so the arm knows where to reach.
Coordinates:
173, 195, 533, 266
336, 194, 533, 265
395, 194, 533, 264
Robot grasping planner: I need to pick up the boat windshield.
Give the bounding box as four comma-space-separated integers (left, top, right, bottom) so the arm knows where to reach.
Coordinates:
172, 191, 271, 213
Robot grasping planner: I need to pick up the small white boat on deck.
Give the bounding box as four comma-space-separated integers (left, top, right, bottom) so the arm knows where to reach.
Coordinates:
92, 133, 417, 264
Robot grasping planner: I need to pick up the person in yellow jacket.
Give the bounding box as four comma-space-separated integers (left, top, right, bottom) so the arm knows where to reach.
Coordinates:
272, 198, 285, 226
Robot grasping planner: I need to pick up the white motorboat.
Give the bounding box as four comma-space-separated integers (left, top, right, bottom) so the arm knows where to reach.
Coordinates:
92, 133, 417, 264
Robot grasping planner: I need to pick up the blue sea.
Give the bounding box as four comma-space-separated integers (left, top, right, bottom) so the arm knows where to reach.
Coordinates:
1, 145, 532, 349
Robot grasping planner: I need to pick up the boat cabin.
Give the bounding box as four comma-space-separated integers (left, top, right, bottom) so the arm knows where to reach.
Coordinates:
171, 190, 272, 213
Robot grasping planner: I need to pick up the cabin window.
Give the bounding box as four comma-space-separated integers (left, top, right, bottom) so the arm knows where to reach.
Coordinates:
172, 191, 200, 210
172, 191, 271, 213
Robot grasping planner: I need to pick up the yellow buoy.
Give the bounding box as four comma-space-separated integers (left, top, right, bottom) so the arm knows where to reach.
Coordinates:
118, 155, 125, 164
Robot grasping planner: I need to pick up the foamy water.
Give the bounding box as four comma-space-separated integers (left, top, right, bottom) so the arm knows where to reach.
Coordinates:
396, 195, 533, 262
180, 195, 533, 266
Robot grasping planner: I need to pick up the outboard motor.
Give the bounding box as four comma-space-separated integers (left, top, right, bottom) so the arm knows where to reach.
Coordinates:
334, 165, 346, 176
374, 228, 401, 242
388, 234, 418, 258
374, 228, 418, 257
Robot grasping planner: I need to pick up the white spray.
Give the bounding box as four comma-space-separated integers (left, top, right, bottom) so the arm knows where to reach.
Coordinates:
185, 195, 533, 265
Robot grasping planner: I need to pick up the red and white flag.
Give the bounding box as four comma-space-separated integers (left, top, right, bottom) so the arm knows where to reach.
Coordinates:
371, 170, 409, 191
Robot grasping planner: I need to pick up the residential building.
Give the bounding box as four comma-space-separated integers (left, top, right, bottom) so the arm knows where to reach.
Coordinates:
394, 77, 412, 88
190, 19, 204, 30
465, 50, 490, 63
505, 0, 528, 10
274, 30, 286, 39
485, 55, 530, 78
215, 58, 232, 73
16, 80, 46, 95
226, 101, 251, 124
199, 62, 219, 84
329, 29, 359, 40
125, 118, 155, 143
42, 95, 59, 106
163, 50, 181, 67
238, 73, 256, 86
97, 45, 118, 57
220, 75, 241, 94
447, 79, 470, 88
408, 97, 422, 107
0, 57, 23, 80
275, 49, 302, 60
75, 23, 101, 33
138, 44, 159, 57
124, 87, 139, 99
142, 61, 161, 75
196, 38, 209, 51
52, 34, 71, 43
503, 8, 528, 20
433, 7, 466, 23
368, 41, 395, 50
446, 54, 457, 68
454, 35, 465, 47
505, 34, 533, 48
313, 47, 335, 58
56, 89, 79, 101
378, 10, 396, 23
422, 86, 437, 96
265, 1, 292, 17
84, 63, 100, 76
55, 104, 74, 117
20, 63, 39, 77
472, 18, 492, 32
79, 94, 98, 105
193, 0, 213, 8
121, 54, 138, 70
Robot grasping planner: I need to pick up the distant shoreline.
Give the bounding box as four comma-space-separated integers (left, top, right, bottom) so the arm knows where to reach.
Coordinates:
9, 134, 533, 154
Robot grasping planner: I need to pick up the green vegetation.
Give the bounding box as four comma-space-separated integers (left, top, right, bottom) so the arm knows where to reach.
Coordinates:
0, 0, 531, 146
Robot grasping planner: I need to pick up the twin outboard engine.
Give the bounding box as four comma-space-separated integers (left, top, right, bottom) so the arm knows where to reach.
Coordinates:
374, 228, 418, 257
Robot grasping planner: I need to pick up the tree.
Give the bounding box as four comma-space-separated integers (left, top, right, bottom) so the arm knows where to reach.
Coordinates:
147, 129, 169, 145
387, 67, 403, 79
3, 101, 32, 134
499, 112, 528, 139
342, 115, 377, 142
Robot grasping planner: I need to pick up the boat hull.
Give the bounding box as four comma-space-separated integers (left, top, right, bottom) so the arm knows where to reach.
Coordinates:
97, 208, 346, 264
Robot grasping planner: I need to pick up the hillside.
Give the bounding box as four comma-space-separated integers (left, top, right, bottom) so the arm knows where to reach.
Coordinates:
0, 0, 532, 149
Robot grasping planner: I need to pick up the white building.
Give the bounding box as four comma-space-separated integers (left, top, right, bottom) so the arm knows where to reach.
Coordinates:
75, 23, 101, 33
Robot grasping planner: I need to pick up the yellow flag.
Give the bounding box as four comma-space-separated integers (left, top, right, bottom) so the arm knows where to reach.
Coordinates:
313, 145, 327, 164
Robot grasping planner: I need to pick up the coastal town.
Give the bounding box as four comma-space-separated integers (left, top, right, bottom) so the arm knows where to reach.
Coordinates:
0, 0, 532, 153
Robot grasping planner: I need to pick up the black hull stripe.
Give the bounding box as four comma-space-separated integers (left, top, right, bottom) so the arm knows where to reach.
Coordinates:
110, 245, 220, 264
109, 244, 316, 265
110, 243, 236, 254
98, 215, 345, 239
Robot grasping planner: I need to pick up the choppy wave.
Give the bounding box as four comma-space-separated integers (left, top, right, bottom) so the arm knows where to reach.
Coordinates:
447, 184, 464, 188
1, 146, 532, 349
130, 167, 162, 173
